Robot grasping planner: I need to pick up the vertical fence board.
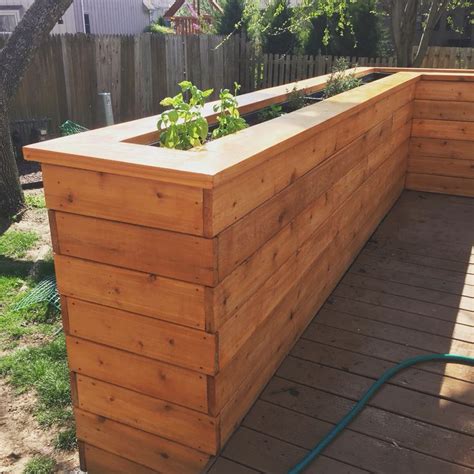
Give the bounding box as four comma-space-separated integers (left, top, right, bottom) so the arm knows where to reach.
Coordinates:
8, 38, 472, 135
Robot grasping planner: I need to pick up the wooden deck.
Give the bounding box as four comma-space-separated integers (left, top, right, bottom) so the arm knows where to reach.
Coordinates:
207, 190, 474, 474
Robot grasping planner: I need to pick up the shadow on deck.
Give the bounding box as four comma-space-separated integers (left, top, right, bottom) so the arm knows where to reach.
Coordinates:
208, 190, 474, 474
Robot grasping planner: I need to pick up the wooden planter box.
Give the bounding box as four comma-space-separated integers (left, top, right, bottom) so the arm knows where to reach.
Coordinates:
25, 68, 474, 473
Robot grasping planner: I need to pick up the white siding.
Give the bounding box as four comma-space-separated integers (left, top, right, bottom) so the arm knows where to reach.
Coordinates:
0, 0, 77, 32
74, 0, 151, 34
0, 0, 153, 35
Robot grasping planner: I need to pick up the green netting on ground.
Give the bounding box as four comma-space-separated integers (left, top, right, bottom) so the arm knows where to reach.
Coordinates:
12, 276, 61, 312
59, 120, 89, 136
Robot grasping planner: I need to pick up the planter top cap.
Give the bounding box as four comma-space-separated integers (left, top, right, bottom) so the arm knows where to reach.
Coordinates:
24, 67, 474, 189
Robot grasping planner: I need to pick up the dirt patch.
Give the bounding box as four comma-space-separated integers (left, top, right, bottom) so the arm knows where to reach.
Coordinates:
1, 190, 81, 473
0, 380, 79, 473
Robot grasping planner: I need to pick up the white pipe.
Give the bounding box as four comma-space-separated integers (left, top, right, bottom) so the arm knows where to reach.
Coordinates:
80, 0, 86, 33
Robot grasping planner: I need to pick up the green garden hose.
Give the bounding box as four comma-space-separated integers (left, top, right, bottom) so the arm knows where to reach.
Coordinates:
288, 353, 474, 474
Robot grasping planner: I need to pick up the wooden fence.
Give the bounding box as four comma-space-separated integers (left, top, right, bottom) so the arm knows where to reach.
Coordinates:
5, 34, 474, 134
8, 34, 251, 132
419, 46, 474, 69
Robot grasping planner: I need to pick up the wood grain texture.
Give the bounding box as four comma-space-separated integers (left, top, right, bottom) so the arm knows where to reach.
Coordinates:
55, 211, 216, 285
67, 336, 209, 412
83, 444, 158, 474
409, 137, 474, 161
218, 174, 405, 443
216, 143, 409, 369
406, 173, 474, 197
67, 298, 217, 374
210, 119, 410, 331
408, 156, 474, 179
213, 146, 407, 426
215, 105, 411, 282
75, 409, 210, 474
415, 80, 474, 101
42, 164, 205, 235
413, 100, 474, 121
76, 375, 219, 453
208, 84, 415, 236
412, 119, 474, 141
55, 255, 206, 330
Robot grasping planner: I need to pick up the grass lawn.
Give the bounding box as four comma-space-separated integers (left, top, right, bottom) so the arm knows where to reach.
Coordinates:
0, 190, 77, 473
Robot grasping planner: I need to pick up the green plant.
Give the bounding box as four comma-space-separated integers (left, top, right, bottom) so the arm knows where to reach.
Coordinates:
0, 335, 73, 426
0, 230, 39, 258
23, 456, 56, 474
54, 426, 77, 451
286, 84, 306, 112
258, 104, 283, 122
148, 22, 175, 35
158, 81, 213, 150
24, 192, 46, 209
212, 83, 248, 139
323, 58, 362, 99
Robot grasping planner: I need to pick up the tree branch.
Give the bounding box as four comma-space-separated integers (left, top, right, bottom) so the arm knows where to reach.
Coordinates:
0, 0, 73, 102
413, 0, 449, 66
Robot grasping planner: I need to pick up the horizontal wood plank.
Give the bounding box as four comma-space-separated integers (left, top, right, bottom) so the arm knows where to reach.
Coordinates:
216, 172, 405, 440
67, 299, 217, 374
75, 409, 210, 474
215, 112, 410, 282
76, 375, 218, 453
54, 212, 216, 285
209, 85, 414, 236
415, 80, 474, 102
409, 137, 474, 161
217, 143, 408, 368
67, 337, 208, 412
42, 164, 205, 235
84, 444, 158, 474
55, 255, 206, 330
406, 173, 474, 197
413, 100, 474, 121
408, 156, 474, 179
412, 119, 474, 141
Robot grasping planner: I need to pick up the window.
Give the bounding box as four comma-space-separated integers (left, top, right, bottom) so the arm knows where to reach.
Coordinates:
0, 9, 21, 33
84, 13, 91, 34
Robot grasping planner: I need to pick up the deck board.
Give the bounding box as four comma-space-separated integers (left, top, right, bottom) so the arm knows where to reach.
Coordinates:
210, 191, 474, 473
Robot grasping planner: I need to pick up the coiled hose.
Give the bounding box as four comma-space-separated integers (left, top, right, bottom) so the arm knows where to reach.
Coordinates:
289, 353, 474, 474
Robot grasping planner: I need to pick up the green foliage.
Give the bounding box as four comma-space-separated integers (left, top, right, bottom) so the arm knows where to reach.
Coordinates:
323, 58, 362, 98
0, 230, 39, 258
286, 84, 306, 112
302, 0, 383, 57
263, 0, 297, 54
0, 335, 73, 426
212, 83, 248, 139
24, 192, 46, 209
158, 81, 213, 150
54, 426, 77, 451
216, 0, 248, 35
258, 103, 283, 122
23, 456, 56, 474
148, 21, 175, 35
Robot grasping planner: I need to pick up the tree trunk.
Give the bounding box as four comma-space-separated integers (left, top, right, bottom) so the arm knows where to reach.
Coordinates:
0, 0, 73, 220
412, 0, 448, 67
391, 0, 418, 67
0, 97, 23, 218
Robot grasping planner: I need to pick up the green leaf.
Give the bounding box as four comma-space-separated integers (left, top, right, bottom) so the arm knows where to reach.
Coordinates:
160, 97, 174, 106
179, 80, 192, 90
202, 89, 214, 97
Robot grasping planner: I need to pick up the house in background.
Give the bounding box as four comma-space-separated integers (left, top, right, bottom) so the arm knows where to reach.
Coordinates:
0, 0, 171, 35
